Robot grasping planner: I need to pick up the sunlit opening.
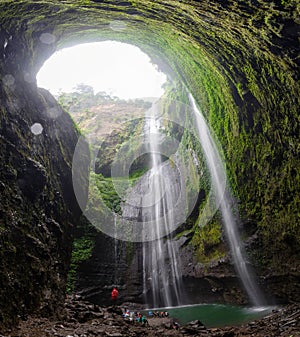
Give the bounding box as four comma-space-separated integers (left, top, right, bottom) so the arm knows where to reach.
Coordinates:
37, 41, 167, 100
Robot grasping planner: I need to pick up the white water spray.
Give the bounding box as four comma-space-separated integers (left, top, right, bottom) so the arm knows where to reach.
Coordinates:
141, 115, 183, 307
189, 94, 265, 306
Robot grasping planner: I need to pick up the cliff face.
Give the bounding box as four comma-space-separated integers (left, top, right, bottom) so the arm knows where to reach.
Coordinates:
0, 0, 299, 326
0, 51, 89, 328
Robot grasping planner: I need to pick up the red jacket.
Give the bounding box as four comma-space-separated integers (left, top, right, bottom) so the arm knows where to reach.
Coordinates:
111, 288, 119, 300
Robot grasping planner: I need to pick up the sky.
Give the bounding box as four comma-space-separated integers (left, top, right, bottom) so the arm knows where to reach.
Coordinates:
37, 41, 167, 100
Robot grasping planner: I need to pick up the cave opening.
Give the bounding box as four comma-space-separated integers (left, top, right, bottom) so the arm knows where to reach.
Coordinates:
36, 40, 167, 100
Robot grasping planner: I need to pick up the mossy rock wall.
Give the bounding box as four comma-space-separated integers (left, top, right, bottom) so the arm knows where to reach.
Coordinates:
0, 35, 89, 330
0, 0, 299, 323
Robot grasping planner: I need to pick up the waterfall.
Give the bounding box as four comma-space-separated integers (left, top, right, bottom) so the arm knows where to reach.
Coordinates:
141, 116, 183, 308
189, 94, 265, 306
76, 92, 266, 307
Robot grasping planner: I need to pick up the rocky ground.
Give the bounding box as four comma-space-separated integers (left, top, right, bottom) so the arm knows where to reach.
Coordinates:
0, 297, 299, 337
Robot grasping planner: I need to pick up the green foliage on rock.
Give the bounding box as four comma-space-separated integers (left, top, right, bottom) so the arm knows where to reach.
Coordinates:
66, 233, 95, 294
94, 173, 125, 215
191, 219, 225, 264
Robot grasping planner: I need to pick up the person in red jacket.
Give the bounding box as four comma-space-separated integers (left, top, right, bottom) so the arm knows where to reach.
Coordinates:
111, 287, 119, 303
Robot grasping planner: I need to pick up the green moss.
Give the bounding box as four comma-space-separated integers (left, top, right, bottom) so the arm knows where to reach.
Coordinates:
92, 170, 150, 215
129, 168, 149, 181
93, 173, 128, 215
67, 235, 94, 293
191, 219, 225, 264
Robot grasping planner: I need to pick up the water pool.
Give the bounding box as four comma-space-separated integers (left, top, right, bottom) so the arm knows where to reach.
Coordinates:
146, 303, 275, 327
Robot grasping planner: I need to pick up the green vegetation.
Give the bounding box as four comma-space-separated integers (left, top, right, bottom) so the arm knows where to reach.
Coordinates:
191, 219, 225, 264
94, 173, 126, 215
66, 234, 94, 293
128, 167, 149, 181
57, 84, 151, 114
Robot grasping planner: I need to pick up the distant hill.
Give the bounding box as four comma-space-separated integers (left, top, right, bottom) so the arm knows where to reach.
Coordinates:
57, 84, 152, 143
57, 84, 153, 176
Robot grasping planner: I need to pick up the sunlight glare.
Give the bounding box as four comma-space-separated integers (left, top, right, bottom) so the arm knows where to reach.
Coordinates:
37, 41, 167, 100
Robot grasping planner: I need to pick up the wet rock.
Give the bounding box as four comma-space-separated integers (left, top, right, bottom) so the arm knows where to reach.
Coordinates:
17, 157, 47, 201
188, 319, 205, 328
220, 332, 235, 337
163, 322, 172, 329
107, 306, 123, 315
0, 82, 89, 329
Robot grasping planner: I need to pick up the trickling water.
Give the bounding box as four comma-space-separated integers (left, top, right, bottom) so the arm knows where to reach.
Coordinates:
189, 94, 265, 306
141, 116, 183, 308
113, 214, 118, 284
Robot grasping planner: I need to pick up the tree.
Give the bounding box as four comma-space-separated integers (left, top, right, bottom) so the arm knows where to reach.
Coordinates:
73, 83, 94, 96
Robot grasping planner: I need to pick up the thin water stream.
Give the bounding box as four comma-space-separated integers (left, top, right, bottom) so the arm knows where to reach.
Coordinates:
189, 94, 265, 306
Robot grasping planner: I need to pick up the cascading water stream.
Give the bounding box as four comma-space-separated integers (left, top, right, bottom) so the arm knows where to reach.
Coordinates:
113, 214, 119, 285
189, 94, 265, 307
142, 116, 183, 308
